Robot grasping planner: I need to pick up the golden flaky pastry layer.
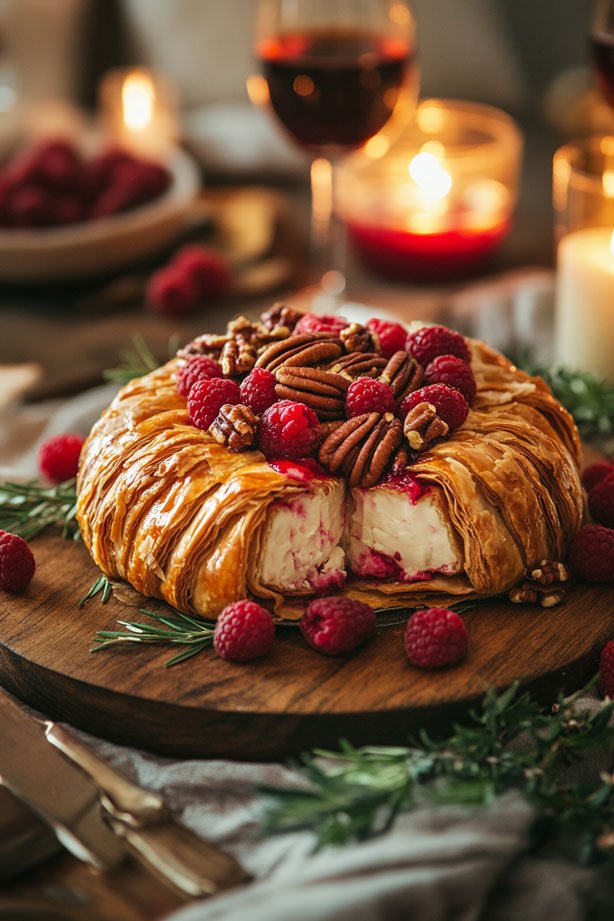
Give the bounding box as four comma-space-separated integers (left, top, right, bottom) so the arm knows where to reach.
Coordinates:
76, 339, 583, 620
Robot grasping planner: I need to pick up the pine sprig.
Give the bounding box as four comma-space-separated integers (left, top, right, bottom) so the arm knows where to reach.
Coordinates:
262, 684, 614, 862
103, 334, 181, 384
90, 607, 215, 667
521, 361, 614, 444
0, 478, 79, 541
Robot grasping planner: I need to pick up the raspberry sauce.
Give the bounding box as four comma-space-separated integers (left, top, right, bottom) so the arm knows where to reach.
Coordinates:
268, 458, 330, 483
379, 471, 430, 503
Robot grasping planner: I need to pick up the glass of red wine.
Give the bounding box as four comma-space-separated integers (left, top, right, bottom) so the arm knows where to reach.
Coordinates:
254, 0, 418, 306
591, 0, 614, 108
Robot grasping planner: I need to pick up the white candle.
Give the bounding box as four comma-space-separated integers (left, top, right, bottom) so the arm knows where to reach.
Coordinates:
555, 227, 614, 382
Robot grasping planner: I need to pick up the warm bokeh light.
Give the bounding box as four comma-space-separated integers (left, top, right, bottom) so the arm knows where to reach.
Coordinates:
246, 74, 270, 107
364, 134, 390, 159
610, 228, 614, 256
389, 2, 411, 25
408, 150, 452, 201
603, 169, 614, 197
122, 72, 155, 131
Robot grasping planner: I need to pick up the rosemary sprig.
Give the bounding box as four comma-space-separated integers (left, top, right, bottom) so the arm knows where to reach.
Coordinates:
0, 478, 79, 541
262, 683, 614, 862
103, 333, 181, 384
79, 574, 112, 607
521, 361, 614, 444
91, 607, 215, 667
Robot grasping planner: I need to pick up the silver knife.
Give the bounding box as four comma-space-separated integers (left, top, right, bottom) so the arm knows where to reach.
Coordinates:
0, 690, 248, 898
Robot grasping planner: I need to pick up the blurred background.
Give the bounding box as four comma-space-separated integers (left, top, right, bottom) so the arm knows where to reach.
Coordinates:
0, 0, 609, 403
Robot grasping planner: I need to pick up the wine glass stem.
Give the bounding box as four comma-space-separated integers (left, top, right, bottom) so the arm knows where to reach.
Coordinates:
310, 155, 347, 310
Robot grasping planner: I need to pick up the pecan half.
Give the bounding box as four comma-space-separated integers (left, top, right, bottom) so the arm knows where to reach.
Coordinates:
325, 352, 387, 379
260, 303, 302, 333
340, 323, 379, 354
275, 367, 349, 420
318, 412, 402, 487
209, 403, 258, 452
528, 560, 571, 585
220, 337, 257, 376
380, 351, 424, 400
390, 442, 414, 474
255, 334, 343, 372
403, 402, 449, 451
509, 582, 565, 608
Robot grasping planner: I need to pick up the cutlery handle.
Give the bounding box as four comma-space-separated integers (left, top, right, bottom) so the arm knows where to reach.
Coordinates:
46, 723, 165, 821
107, 817, 250, 899
45, 722, 249, 897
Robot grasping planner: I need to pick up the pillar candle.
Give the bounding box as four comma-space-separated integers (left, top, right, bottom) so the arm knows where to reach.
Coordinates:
555, 227, 614, 382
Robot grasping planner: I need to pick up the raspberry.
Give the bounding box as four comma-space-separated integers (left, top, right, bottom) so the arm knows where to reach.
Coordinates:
346, 378, 395, 417
113, 159, 170, 204
213, 600, 275, 661
0, 531, 36, 593
582, 461, 614, 492
146, 266, 200, 317
90, 183, 137, 218
401, 383, 469, 431
38, 433, 84, 483
240, 368, 277, 415
588, 473, 614, 528
425, 354, 477, 405
600, 641, 614, 699
365, 318, 407, 359
51, 195, 86, 225
8, 185, 50, 227
404, 607, 469, 668
258, 400, 320, 459
406, 325, 471, 366
176, 356, 223, 398
188, 378, 241, 430
174, 246, 232, 300
300, 597, 376, 655
567, 525, 614, 582
294, 313, 348, 335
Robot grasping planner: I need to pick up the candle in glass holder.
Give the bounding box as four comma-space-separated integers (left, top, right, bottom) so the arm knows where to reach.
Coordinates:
338, 99, 523, 281
554, 137, 614, 382
99, 68, 178, 158
555, 227, 614, 381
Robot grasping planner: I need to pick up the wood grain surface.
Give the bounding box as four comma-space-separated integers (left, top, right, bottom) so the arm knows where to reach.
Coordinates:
0, 534, 612, 760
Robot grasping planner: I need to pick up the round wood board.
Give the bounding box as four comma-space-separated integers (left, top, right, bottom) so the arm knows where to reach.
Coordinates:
0, 534, 612, 760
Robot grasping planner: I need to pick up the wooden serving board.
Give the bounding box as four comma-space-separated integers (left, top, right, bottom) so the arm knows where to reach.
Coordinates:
0, 534, 612, 761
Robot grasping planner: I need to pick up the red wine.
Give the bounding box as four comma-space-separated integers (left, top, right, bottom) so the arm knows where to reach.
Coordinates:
258, 29, 415, 151
592, 30, 614, 108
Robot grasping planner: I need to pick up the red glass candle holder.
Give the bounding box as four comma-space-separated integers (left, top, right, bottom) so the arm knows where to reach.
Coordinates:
338, 99, 523, 282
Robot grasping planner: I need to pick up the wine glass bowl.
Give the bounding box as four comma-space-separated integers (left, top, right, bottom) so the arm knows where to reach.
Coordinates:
591, 0, 614, 109
253, 0, 418, 302
257, 25, 417, 154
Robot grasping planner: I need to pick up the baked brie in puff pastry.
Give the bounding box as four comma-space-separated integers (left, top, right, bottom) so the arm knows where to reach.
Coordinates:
77, 315, 583, 619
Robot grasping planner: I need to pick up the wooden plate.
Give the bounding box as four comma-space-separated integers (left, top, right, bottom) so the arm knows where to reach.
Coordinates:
0, 534, 611, 761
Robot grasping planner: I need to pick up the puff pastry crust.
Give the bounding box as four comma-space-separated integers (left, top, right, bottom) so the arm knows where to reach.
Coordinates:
76, 338, 583, 619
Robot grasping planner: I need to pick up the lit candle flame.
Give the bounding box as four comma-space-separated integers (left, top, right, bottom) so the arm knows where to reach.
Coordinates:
408, 151, 452, 201
122, 72, 155, 131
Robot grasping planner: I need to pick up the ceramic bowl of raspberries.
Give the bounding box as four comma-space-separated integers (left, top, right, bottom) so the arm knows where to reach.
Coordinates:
0, 136, 200, 281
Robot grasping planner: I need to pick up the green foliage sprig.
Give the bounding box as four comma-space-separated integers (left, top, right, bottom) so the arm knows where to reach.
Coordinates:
0, 479, 79, 541
262, 683, 614, 863
103, 334, 181, 385
89, 606, 215, 668
521, 361, 614, 444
